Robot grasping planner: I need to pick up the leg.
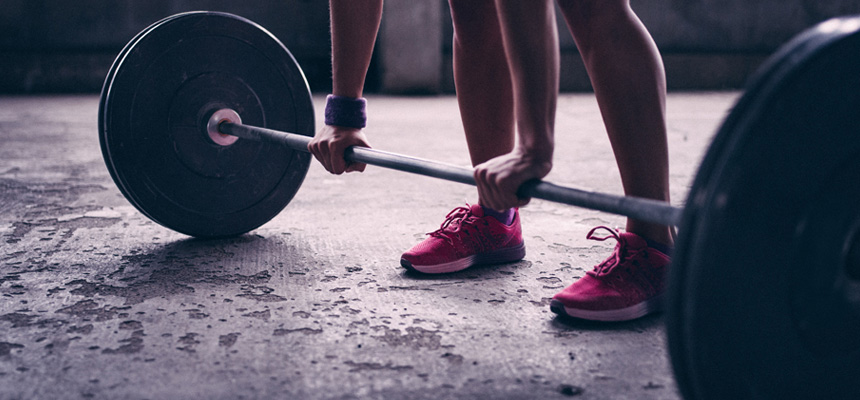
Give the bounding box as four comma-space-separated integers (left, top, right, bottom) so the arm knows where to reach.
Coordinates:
557, 0, 673, 246
477, 0, 558, 211
551, 0, 671, 322
399, 2, 526, 274
449, 0, 515, 166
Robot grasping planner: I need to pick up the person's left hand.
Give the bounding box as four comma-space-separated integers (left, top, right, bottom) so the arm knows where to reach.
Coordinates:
473, 149, 552, 211
308, 124, 371, 175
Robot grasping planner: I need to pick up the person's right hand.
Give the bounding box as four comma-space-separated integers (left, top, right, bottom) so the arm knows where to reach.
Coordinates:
307, 125, 371, 174
473, 148, 552, 212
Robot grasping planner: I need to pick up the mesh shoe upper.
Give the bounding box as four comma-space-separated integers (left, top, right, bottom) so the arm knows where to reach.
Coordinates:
553, 226, 670, 312
401, 204, 523, 270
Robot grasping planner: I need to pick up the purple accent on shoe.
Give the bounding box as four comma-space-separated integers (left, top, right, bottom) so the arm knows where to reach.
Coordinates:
324, 95, 367, 129
481, 206, 515, 226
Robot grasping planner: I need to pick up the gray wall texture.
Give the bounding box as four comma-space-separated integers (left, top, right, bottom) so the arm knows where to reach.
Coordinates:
0, 0, 331, 93
1, 0, 859, 93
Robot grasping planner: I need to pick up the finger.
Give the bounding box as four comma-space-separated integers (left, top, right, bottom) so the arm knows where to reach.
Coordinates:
487, 170, 509, 211
513, 180, 531, 208
492, 191, 511, 211
330, 144, 348, 175
307, 140, 321, 162
498, 178, 522, 211
482, 182, 501, 211
308, 141, 329, 172
488, 171, 522, 211
482, 172, 506, 211
513, 183, 529, 207
345, 162, 367, 173
474, 168, 494, 210
318, 145, 334, 174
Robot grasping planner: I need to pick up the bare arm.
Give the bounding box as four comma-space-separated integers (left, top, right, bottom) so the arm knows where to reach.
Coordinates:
308, 0, 383, 174
330, 0, 383, 97
474, 0, 559, 210
494, 0, 558, 158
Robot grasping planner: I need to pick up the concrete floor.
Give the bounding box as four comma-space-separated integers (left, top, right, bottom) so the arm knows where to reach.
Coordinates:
0, 93, 737, 399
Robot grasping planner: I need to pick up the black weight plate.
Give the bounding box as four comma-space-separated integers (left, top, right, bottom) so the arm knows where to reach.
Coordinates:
99, 12, 188, 202
99, 12, 314, 237
668, 17, 860, 399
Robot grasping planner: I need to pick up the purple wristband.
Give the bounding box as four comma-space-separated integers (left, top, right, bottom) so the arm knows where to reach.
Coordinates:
324, 95, 367, 129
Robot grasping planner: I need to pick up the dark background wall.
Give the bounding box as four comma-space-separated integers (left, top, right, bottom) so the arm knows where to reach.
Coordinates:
439, 0, 860, 91
2, 0, 860, 94
0, 0, 331, 93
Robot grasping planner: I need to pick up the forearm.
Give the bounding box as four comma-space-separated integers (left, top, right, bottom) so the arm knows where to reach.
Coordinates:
494, 0, 559, 161
330, 0, 384, 98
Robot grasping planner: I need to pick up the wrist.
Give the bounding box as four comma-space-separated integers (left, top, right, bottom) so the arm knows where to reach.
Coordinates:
324, 95, 367, 129
515, 145, 554, 164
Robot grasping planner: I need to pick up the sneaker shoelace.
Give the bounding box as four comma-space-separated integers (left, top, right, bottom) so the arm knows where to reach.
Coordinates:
585, 226, 643, 278
428, 205, 484, 245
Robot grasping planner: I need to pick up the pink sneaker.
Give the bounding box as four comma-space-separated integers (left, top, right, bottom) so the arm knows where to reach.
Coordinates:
550, 226, 670, 322
401, 204, 525, 274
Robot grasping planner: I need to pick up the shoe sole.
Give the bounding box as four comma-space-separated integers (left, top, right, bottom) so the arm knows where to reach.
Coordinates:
549, 293, 664, 322
401, 242, 526, 274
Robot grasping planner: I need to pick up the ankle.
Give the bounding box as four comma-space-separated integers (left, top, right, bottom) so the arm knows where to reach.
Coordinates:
481, 205, 515, 225
643, 238, 673, 256
626, 221, 674, 248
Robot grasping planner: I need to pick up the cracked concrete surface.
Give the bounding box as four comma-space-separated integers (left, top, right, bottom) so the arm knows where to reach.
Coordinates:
0, 93, 736, 399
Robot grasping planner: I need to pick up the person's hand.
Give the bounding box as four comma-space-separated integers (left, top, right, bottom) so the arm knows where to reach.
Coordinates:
473, 149, 552, 211
308, 125, 371, 174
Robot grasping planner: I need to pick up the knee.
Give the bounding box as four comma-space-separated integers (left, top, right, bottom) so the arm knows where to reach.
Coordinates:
448, 0, 492, 24
557, 0, 629, 26
448, 0, 501, 45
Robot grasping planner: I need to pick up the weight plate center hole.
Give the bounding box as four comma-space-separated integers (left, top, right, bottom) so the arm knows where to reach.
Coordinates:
206, 108, 242, 146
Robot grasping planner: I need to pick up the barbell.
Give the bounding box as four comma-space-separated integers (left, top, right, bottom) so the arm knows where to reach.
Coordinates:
98, 11, 860, 399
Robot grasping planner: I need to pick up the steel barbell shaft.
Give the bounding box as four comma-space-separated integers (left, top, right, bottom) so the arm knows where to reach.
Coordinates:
219, 122, 684, 227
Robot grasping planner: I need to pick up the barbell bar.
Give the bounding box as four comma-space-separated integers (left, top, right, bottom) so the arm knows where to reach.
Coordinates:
218, 118, 684, 227
98, 11, 860, 399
